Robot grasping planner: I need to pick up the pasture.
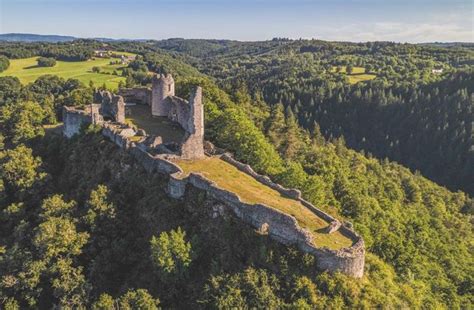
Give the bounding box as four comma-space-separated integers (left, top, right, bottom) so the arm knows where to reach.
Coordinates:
0, 53, 132, 90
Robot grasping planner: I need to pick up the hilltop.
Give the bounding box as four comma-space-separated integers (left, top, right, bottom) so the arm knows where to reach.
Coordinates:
0, 39, 472, 308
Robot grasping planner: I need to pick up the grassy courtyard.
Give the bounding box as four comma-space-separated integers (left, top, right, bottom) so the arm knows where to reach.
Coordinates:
173, 157, 354, 250
0, 53, 132, 90
126, 104, 185, 143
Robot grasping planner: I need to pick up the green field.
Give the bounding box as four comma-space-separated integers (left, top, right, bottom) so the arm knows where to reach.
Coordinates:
331, 66, 376, 84
0, 53, 133, 90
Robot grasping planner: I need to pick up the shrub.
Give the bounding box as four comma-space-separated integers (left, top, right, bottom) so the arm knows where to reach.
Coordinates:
0, 55, 10, 72
37, 57, 56, 67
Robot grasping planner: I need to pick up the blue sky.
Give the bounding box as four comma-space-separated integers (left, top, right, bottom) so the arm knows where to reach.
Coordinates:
0, 0, 472, 42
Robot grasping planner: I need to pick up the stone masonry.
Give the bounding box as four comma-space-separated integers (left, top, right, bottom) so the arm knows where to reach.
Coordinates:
64, 74, 205, 159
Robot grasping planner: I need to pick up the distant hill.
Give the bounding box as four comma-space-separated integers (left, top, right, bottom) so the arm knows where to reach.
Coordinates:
0, 33, 149, 43
0, 33, 77, 42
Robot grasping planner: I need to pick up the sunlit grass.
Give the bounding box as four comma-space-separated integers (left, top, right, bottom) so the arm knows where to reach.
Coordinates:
0, 52, 133, 90
331, 66, 376, 84
126, 105, 185, 143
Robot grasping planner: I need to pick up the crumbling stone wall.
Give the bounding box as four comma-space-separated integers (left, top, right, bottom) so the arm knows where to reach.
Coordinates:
168, 96, 190, 131
181, 87, 205, 159
118, 74, 205, 159
62, 117, 365, 278
163, 163, 364, 278
96, 90, 125, 123
118, 87, 152, 105
62, 105, 102, 138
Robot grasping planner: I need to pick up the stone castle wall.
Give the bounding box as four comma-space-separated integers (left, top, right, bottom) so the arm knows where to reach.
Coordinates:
181, 87, 205, 159
121, 75, 205, 160
62, 105, 102, 138
168, 96, 190, 132
118, 87, 152, 105
89, 121, 364, 278
96, 90, 125, 123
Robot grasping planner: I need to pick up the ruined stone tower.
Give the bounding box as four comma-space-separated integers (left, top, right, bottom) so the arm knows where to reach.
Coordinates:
152, 74, 175, 116
181, 86, 205, 159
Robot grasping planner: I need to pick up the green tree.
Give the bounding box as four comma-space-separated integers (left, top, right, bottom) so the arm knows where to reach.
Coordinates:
50, 257, 89, 308
92, 293, 116, 310
0, 144, 46, 196
119, 289, 160, 310
1, 101, 46, 143
37, 57, 56, 67
0, 55, 10, 72
150, 227, 192, 276
265, 103, 286, 150
346, 64, 354, 75
33, 216, 89, 259
203, 268, 283, 309
40, 194, 76, 219
84, 184, 115, 229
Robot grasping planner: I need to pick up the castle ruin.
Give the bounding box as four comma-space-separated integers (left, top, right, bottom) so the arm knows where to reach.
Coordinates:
62, 74, 365, 278
63, 74, 205, 159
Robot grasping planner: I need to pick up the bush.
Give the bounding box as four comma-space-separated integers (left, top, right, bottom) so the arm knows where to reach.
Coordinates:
37, 57, 56, 67
92, 66, 101, 73
0, 55, 10, 72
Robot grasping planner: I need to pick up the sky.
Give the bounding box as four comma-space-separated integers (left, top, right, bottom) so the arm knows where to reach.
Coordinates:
0, 0, 472, 43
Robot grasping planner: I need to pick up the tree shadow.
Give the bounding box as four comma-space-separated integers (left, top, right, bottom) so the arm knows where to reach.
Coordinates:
24, 65, 40, 69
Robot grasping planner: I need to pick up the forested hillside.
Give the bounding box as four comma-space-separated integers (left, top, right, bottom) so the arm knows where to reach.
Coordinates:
0, 40, 473, 308
154, 39, 474, 195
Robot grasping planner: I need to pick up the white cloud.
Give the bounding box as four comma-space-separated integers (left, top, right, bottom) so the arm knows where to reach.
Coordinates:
309, 19, 473, 43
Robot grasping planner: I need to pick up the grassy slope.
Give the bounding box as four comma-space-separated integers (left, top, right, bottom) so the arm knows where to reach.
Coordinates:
174, 157, 354, 250
0, 55, 128, 90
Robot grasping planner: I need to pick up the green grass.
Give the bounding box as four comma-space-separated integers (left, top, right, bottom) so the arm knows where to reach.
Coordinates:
173, 157, 354, 250
126, 105, 185, 143
0, 52, 133, 90
331, 66, 376, 84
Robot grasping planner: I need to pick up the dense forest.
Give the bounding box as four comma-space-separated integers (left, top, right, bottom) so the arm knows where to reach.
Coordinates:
0, 40, 472, 308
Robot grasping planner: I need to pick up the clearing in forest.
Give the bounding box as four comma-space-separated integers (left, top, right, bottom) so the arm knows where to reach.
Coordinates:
331, 66, 376, 84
